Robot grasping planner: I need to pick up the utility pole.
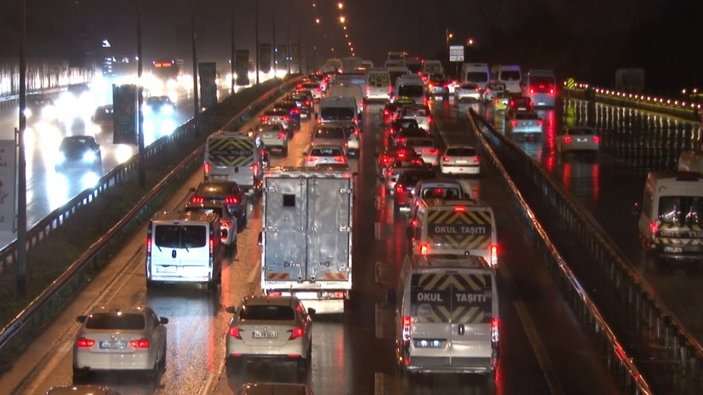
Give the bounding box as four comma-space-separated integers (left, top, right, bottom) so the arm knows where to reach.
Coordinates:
137, 0, 145, 188
287, 10, 291, 75
230, 0, 236, 94
272, 6, 276, 77
255, 0, 260, 84
191, 0, 199, 131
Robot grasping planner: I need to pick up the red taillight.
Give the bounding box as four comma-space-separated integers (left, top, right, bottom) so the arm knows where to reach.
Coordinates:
382, 156, 393, 166
260, 115, 269, 122
397, 151, 406, 159
277, 131, 287, 139
76, 338, 95, 348
334, 156, 345, 163
396, 137, 406, 145
251, 163, 259, 174
283, 115, 290, 121
529, 88, 535, 94
307, 156, 316, 162
549, 88, 555, 95
442, 156, 450, 162
228, 327, 242, 339
563, 136, 573, 144
190, 195, 205, 204
288, 327, 304, 340
203, 162, 211, 174
472, 156, 480, 164
291, 108, 300, 115
490, 317, 500, 343
490, 244, 498, 267
305, 100, 311, 106
592, 135, 601, 144
395, 184, 404, 194
428, 115, 433, 124
224, 196, 239, 204
453, 206, 466, 212
510, 120, 518, 127
420, 243, 429, 255
209, 239, 214, 255
130, 338, 150, 349
402, 315, 412, 341
536, 120, 543, 127
649, 220, 659, 235
146, 236, 152, 253
268, 291, 282, 297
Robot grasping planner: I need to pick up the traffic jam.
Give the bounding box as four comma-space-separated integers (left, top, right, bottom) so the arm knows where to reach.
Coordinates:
22, 54, 629, 395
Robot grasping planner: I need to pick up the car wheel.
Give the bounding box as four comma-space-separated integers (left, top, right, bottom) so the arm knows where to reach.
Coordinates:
146, 279, 159, 290
282, 146, 288, 156
159, 340, 167, 371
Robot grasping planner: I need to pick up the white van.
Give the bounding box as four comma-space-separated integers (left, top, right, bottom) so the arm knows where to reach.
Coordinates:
524, 69, 557, 107
146, 210, 224, 289
204, 131, 265, 194
319, 96, 359, 124
491, 65, 523, 94
461, 63, 490, 91
394, 74, 425, 105
637, 171, 703, 265
421, 60, 444, 79
365, 69, 392, 102
386, 65, 411, 88
393, 254, 499, 376
328, 84, 364, 114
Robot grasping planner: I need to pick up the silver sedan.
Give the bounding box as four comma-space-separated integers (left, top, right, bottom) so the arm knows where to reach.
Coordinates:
556, 126, 601, 153
72, 305, 168, 381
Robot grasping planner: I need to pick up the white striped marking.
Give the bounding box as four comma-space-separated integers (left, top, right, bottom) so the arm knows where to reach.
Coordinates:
374, 371, 385, 395
374, 221, 382, 240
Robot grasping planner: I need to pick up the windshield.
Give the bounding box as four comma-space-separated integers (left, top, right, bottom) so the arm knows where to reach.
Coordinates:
501, 70, 521, 80
658, 196, 703, 226
465, 72, 488, 83
320, 108, 355, 121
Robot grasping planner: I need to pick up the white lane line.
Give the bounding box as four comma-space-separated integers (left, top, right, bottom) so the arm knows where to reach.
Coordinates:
513, 301, 565, 395
374, 371, 385, 395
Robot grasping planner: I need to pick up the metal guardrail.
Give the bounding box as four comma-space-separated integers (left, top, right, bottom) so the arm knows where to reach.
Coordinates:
0, 77, 300, 371
469, 107, 703, 393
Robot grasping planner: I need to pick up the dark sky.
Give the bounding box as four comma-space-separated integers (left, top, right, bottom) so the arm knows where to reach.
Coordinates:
0, 0, 700, 93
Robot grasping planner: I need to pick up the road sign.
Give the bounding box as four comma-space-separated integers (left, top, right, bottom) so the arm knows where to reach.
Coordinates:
198, 62, 217, 108
112, 84, 138, 145
449, 45, 464, 62
0, 140, 15, 233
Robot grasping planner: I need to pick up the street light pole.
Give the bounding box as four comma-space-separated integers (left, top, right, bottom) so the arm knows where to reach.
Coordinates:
255, 0, 260, 85
191, 0, 199, 131
17, 0, 27, 295
272, 6, 276, 78
230, 0, 236, 94
137, 0, 145, 188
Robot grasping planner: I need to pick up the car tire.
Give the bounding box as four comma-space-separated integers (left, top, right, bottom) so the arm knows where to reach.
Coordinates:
158, 340, 167, 371
146, 279, 159, 290
282, 146, 288, 156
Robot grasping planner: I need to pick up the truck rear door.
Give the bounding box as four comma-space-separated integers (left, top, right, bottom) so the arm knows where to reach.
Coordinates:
307, 177, 352, 282
427, 207, 493, 256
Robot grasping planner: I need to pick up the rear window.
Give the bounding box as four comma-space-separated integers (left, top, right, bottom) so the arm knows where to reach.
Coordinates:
515, 113, 539, 120
529, 76, 555, 85
399, 170, 436, 185
314, 127, 345, 139
320, 107, 355, 121
240, 305, 295, 321
185, 206, 230, 218
658, 196, 703, 226
421, 187, 461, 199
404, 107, 429, 117
410, 272, 493, 323
465, 72, 488, 83
446, 147, 477, 156
154, 225, 207, 248
398, 85, 424, 97
86, 313, 146, 330
407, 139, 434, 148
500, 70, 521, 81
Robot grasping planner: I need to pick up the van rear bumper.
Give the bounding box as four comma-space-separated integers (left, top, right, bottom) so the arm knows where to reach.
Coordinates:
405, 356, 495, 374
149, 266, 213, 282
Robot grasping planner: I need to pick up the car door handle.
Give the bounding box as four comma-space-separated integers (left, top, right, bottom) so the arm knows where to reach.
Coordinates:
457, 324, 465, 335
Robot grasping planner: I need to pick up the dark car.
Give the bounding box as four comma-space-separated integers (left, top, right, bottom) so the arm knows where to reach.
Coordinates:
189, 180, 248, 229
506, 96, 533, 117
390, 127, 428, 148
393, 168, 438, 213
92, 104, 114, 124
55, 135, 102, 173
287, 92, 313, 119
144, 95, 176, 116
377, 145, 423, 178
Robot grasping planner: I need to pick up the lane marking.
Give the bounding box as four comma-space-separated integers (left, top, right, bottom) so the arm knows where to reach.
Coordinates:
513, 301, 565, 395
374, 302, 385, 339
374, 371, 385, 395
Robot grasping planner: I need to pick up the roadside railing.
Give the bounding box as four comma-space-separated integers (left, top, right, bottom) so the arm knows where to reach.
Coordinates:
470, 107, 703, 394
0, 77, 300, 371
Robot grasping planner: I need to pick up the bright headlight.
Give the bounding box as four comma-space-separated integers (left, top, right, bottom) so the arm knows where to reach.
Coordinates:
82, 151, 97, 163
161, 105, 174, 116
56, 152, 66, 164
142, 105, 153, 116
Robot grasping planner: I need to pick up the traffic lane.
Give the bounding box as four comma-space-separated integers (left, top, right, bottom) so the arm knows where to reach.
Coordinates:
433, 104, 620, 393
4, 100, 311, 394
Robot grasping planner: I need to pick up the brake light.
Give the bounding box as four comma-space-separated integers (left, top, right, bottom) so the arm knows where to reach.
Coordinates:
593, 135, 601, 144
536, 120, 543, 127
334, 156, 345, 163
283, 115, 290, 121
307, 156, 316, 162
382, 156, 393, 166
203, 162, 211, 174
490, 244, 498, 267
277, 131, 287, 139
209, 239, 214, 256
510, 120, 518, 127
251, 163, 259, 175
428, 115, 433, 124
397, 151, 406, 159
268, 291, 282, 297
649, 220, 659, 235
402, 315, 412, 342
130, 338, 150, 349
563, 136, 573, 144
396, 137, 406, 145
453, 206, 466, 212
288, 327, 304, 340
228, 326, 242, 339
224, 196, 239, 204
472, 156, 480, 164
442, 156, 450, 162
529, 88, 535, 94
549, 88, 555, 95
490, 317, 500, 343
259, 115, 269, 122
305, 100, 311, 106
296, 83, 303, 89
190, 195, 205, 204
291, 108, 300, 115
395, 183, 404, 194
420, 243, 429, 255
146, 236, 152, 254
76, 337, 95, 348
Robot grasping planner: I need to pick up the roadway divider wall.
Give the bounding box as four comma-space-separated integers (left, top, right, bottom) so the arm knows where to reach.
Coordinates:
0, 77, 301, 370
565, 85, 702, 123
468, 108, 703, 394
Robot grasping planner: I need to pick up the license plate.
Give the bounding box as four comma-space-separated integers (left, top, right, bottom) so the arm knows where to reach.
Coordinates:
100, 340, 126, 349
252, 330, 278, 339
664, 246, 683, 253
577, 138, 588, 142
455, 160, 468, 164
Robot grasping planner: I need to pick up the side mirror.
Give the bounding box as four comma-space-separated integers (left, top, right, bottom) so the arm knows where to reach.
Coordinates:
307, 307, 316, 317
76, 315, 87, 323
631, 202, 642, 216
159, 317, 169, 325
225, 306, 236, 314
386, 289, 397, 307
